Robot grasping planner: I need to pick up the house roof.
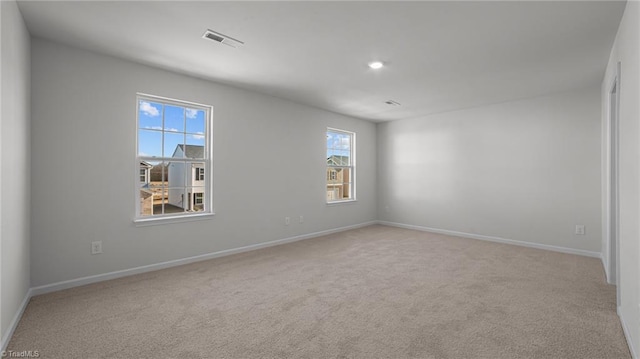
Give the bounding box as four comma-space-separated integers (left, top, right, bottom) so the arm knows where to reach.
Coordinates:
173, 144, 205, 159
140, 161, 153, 169
327, 155, 349, 166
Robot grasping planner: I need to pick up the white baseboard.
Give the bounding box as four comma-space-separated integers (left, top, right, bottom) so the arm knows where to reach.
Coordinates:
30, 221, 377, 296
1, 288, 32, 353
618, 307, 638, 359
377, 221, 601, 258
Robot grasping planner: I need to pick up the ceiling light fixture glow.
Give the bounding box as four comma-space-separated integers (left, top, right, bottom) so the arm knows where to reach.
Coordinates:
368, 61, 384, 69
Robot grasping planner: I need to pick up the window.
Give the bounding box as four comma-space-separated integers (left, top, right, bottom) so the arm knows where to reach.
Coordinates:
195, 167, 205, 181
136, 94, 212, 220
326, 128, 355, 202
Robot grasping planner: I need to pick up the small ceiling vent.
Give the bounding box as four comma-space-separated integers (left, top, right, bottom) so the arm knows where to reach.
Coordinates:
202, 29, 244, 48
385, 100, 401, 106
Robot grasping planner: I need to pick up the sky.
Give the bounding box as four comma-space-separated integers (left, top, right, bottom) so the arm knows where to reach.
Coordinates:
138, 100, 206, 159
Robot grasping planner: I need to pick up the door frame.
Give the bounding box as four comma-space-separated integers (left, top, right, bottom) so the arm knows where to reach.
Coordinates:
605, 62, 621, 309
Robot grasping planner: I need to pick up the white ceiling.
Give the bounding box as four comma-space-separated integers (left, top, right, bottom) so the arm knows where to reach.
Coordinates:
17, 1, 625, 122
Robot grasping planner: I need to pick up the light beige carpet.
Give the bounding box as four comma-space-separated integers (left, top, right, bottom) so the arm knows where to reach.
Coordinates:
8, 225, 630, 358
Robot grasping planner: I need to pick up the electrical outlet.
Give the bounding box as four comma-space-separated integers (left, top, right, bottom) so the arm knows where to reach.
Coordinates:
91, 241, 103, 255
285, 217, 290, 226
299, 215, 304, 224
575, 225, 586, 235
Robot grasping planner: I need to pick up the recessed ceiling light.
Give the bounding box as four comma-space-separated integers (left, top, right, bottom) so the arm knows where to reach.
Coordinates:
368, 61, 384, 69
202, 29, 244, 48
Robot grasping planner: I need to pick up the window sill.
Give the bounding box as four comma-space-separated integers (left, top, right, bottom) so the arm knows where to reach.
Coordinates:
326, 199, 357, 206
134, 212, 215, 227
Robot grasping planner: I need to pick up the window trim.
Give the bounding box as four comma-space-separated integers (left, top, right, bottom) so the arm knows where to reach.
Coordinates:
326, 127, 356, 204
134, 93, 214, 224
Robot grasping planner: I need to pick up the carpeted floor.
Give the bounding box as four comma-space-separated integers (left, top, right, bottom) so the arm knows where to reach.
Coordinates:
8, 225, 631, 358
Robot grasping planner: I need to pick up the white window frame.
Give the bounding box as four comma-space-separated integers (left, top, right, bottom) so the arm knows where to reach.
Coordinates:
135, 93, 214, 225
326, 127, 356, 204
194, 192, 204, 205
139, 168, 147, 183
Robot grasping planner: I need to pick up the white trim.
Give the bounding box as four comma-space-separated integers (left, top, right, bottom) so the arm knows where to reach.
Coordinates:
601, 254, 610, 282
618, 307, 638, 359
30, 221, 377, 296
604, 65, 621, 296
326, 199, 358, 206
134, 212, 215, 227
377, 221, 601, 258
1, 289, 32, 353
137, 92, 212, 109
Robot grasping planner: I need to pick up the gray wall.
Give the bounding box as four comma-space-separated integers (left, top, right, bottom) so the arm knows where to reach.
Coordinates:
30, 38, 377, 287
377, 87, 602, 253
0, 0, 31, 346
602, 1, 640, 355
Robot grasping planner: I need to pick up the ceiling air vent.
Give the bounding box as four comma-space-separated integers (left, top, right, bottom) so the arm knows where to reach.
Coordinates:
202, 29, 244, 48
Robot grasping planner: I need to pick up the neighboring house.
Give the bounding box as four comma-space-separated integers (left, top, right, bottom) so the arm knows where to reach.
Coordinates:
139, 161, 153, 215
150, 163, 168, 182
168, 144, 205, 211
139, 161, 152, 185
326, 155, 350, 201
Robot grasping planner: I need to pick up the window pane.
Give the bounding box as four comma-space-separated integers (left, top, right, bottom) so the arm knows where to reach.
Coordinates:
164, 105, 185, 132
149, 161, 167, 182
164, 132, 184, 158
327, 131, 351, 151
186, 109, 206, 134
138, 130, 162, 157
139, 101, 162, 130
189, 187, 205, 212
327, 152, 348, 166
139, 189, 154, 216
153, 191, 168, 215
185, 141, 205, 159
337, 150, 350, 165
185, 135, 205, 158
327, 169, 339, 184
342, 182, 352, 199
167, 187, 188, 213
147, 163, 168, 215
327, 185, 341, 201
167, 162, 186, 196
342, 168, 352, 198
